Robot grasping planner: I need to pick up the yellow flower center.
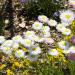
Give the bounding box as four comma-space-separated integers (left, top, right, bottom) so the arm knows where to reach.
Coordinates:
65, 29, 69, 33
27, 32, 32, 36
63, 42, 66, 46
51, 49, 56, 52
50, 20, 54, 24
5, 47, 10, 51
26, 40, 31, 44
36, 24, 39, 27
17, 51, 22, 55
65, 15, 71, 20
15, 36, 19, 40
42, 16, 46, 20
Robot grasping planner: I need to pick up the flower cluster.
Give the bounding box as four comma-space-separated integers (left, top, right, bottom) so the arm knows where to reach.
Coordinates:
0, 10, 75, 60
0, 9, 75, 75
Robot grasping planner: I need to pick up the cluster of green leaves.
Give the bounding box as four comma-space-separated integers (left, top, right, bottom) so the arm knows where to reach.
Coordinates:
22, 0, 65, 20
30, 60, 75, 75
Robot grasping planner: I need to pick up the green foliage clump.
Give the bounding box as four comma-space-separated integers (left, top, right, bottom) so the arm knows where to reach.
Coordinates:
22, 0, 64, 20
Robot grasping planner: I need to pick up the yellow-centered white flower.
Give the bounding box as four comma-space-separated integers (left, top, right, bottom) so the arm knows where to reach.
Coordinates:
60, 10, 75, 25
30, 47, 41, 55
2, 40, 13, 47
69, 46, 75, 53
62, 28, 71, 36
21, 39, 34, 47
12, 35, 22, 43
0, 46, 12, 55
42, 26, 50, 32
24, 31, 35, 40
48, 19, 57, 26
48, 49, 59, 56
63, 49, 70, 54
33, 35, 44, 42
43, 31, 51, 38
38, 15, 49, 23
32, 22, 43, 30
58, 40, 69, 50
12, 42, 19, 49
69, 0, 75, 6
15, 50, 25, 58
56, 23, 66, 32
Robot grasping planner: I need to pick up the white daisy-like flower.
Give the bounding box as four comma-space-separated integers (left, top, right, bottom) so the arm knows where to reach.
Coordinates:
69, 46, 75, 53
58, 40, 69, 50
42, 26, 50, 32
0, 36, 5, 44
2, 40, 13, 47
61, 22, 70, 27
12, 42, 19, 49
48, 19, 57, 26
56, 23, 66, 32
23, 31, 35, 40
21, 39, 34, 47
15, 50, 25, 58
0, 46, 12, 55
32, 21, 43, 30
62, 28, 71, 36
43, 31, 51, 38
12, 35, 22, 43
33, 35, 44, 42
44, 38, 54, 44
30, 47, 41, 55
38, 15, 49, 23
60, 10, 75, 24
63, 49, 70, 54
48, 49, 59, 56
69, 0, 75, 6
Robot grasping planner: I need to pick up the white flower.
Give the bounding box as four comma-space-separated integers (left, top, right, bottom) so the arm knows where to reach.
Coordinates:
62, 28, 71, 36
38, 15, 49, 23
69, 46, 75, 53
42, 26, 50, 32
48, 19, 57, 26
33, 35, 44, 42
21, 39, 34, 47
24, 31, 35, 40
12, 35, 22, 43
43, 31, 51, 38
32, 21, 43, 30
30, 47, 41, 55
56, 23, 66, 32
15, 50, 25, 58
44, 38, 54, 44
58, 40, 69, 50
69, 0, 75, 6
61, 22, 70, 27
2, 40, 13, 47
48, 49, 59, 56
0, 36, 5, 44
63, 49, 70, 54
0, 46, 12, 55
12, 42, 19, 49
60, 10, 75, 24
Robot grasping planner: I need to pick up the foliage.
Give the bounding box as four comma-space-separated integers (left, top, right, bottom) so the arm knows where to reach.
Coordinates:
21, 0, 65, 20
